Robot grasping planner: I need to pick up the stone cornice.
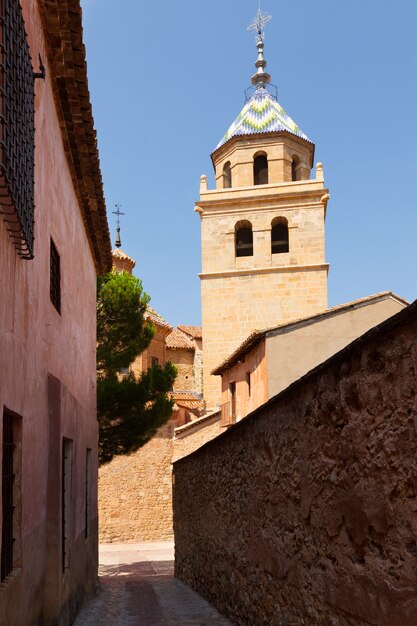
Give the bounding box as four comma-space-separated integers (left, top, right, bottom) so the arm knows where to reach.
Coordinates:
199, 263, 329, 280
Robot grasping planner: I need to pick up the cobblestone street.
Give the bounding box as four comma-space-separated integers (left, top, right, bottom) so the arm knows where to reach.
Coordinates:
73, 542, 232, 626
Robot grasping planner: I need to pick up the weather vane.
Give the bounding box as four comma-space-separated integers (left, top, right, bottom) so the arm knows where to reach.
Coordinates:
248, 0, 272, 42
112, 203, 125, 248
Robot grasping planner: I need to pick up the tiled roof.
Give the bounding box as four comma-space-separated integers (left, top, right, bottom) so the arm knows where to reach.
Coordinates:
177, 325, 202, 340
215, 87, 310, 152
166, 328, 195, 350
145, 307, 172, 331
112, 248, 135, 263
211, 292, 409, 375
39, 0, 111, 273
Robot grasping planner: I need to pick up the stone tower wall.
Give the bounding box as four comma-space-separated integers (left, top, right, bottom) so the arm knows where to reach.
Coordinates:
199, 172, 329, 409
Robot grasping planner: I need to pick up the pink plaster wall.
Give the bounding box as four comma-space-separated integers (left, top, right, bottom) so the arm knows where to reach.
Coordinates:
0, 2, 99, 624
220, 339, 267, 421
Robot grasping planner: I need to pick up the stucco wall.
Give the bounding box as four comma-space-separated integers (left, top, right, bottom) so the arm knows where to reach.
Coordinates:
220, 339, 267, 420
267, 295, 406, 399
174, 302, 417, 626
0, 3, 99, 624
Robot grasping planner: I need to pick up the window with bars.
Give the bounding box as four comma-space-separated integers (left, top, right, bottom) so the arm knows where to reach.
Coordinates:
0, 0, 35, 258
50, 238, 61, 314
1, 412, 14, 582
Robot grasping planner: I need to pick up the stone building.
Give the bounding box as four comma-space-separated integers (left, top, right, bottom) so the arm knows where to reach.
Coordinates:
0, 2, 111, 624
197, 29, 330, 409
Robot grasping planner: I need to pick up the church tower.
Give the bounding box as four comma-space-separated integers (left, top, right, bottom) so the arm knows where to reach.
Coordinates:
197, 8, 330, 409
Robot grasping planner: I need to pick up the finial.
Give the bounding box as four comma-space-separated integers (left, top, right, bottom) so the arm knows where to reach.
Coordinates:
247, 2, 272, 88
112, 203, 125, 249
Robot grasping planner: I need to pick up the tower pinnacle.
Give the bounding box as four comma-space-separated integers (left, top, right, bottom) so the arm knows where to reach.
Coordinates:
112, 203, 125, 249
247, 2, 272, 88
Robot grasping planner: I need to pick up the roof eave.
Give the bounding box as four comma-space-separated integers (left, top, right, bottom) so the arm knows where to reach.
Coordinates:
210, 130, 315, 170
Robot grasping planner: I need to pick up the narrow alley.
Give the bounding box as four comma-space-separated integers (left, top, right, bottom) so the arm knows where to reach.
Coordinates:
73, 543, 232, 626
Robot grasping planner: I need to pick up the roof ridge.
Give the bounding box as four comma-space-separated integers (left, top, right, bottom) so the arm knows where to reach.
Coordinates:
211, 291, 409, 375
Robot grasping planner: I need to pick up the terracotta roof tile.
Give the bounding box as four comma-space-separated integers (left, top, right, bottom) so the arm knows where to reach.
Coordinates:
166, 328, 195, 350
177, 325, 202, 339
145, 307, 172, 331
39, 0, 111, 274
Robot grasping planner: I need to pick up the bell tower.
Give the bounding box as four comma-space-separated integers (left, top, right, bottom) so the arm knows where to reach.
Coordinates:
197, 7, 330, 409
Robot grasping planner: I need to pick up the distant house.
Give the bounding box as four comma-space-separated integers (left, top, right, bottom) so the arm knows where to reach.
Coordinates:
0, 1, 111, 625
212, 293, 408, 426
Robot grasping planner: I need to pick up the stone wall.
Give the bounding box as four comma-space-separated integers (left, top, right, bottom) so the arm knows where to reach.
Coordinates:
167, 348, 195, 391
99, 422, 175, 542
98, 412, 224, 543
174, 302, 417, 626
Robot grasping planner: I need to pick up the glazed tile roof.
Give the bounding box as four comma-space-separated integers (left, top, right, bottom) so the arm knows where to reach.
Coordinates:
166, 328, 195, 350
211, 292, 409, 375
177, 325, 202, 340
215, 87, 310, 152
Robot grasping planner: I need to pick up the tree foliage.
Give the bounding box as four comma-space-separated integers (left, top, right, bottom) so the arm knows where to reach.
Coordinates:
97, 272, 176, 465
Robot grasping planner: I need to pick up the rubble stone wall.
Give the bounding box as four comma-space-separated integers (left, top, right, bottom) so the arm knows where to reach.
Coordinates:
174, 303, 417, 626
99, 422, 174, 542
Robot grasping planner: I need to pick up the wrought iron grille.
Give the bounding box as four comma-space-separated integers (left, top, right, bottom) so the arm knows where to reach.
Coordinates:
1, 412, 14, 582
0, 0, 35, 259
50, 238, 61, 314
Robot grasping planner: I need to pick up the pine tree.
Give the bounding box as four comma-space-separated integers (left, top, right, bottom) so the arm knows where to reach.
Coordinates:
97, 272, 176, 464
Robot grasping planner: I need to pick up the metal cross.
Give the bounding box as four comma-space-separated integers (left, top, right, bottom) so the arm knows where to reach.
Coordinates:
112, 204, 125, 229
247, 2, 272, 41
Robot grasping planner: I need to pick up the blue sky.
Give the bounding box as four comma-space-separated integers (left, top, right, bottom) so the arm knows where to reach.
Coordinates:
81, 0, 417, 326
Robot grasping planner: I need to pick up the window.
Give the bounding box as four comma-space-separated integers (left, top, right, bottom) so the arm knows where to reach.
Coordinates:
50, 238, 61, 314
151, 357, 159, 368
1, 413, 14, 582
1, 410, 21, 583
291, 156, 300, 181
85, 449, 92, 539
229, 382, 236, 421
62, 438, 73, 572
235, 222, 253, 257
271, 218, 289, 254
246, 372, 251, 397
254, 154, 268, 185
223, 161, 232, 188
0, 0, 35, 258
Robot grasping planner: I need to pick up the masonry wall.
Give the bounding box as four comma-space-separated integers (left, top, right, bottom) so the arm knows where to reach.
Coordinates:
202, 267, 327, 408
167, 348, 195, 391
174, 303, 417, 626
99, 422, 175, 543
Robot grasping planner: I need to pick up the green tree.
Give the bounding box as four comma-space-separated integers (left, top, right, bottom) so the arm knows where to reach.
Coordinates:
97, 272, 176, 465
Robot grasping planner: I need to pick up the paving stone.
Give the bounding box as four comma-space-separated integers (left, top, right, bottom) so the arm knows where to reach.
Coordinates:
73, 542, 233, 626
